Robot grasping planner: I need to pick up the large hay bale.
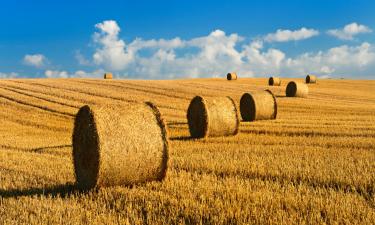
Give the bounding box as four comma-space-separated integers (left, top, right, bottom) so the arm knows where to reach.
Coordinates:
240, 90, 277, 121
72, 102, 168, 190
268, 77, 281, 86
187, 96, 239, 138
227, 72, 238, 80
286, 81, 308, 97
306, 74, 317, 84
104, 73, 113, 79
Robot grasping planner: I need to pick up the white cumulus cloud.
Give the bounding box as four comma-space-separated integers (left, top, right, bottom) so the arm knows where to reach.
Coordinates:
74, 69, 105, 78
75, 51, 91, 66
264, 27, 319, 42
45, 70, 69, 78
23, 54, 47, 67
0, 72, 18, 78
327, 22, 372, 40
92, 20, 135, 71
75, 20, 375, 79
284, 42, 375, 76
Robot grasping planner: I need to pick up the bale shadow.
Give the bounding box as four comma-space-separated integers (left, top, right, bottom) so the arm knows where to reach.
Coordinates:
0, 183, 84, 199
167, 122, 187, 126
169, 136, 197, 141
275, 95, 288, 98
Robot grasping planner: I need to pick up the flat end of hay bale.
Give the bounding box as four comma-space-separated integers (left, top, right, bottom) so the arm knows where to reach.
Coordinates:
72, 105, 100, 190
187, 96, 209, 138
240, 93, 256, 121
286, 81, 297, 97
268, 77, 274, 86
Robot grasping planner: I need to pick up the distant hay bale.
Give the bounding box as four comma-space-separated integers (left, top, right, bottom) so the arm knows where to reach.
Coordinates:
187, 96, 239, 138
306, 74, 317, 84
104, 73, 113, 79
227, 72, 238, 80
268, 77, 281, 86
72, 102, 168, 190
286, 81, 309, 97
240, 90, 277, 121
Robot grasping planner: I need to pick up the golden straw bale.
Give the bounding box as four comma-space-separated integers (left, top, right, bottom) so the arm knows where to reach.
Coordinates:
72, 102, 168, 190
104, 73, 113, 79
187, 96, 239, 138
268, 77, 281, 86
306, 74, 317, 84
240, 90, 277, 121
286, 81, 309, 97
227, 72, 238, 80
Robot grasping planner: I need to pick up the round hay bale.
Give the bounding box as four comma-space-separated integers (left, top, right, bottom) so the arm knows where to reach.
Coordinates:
268, 77, 281, 86
227, 72, 238, 80
306, 74, 317, 84
72, 102, 168, 190
240, 90, 277, 121
104, 73, 113, 79
187, 96, 239, 138
286, 81, 308, 97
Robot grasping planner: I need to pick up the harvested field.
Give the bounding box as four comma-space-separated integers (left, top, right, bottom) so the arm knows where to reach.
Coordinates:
0, 78, 374, 224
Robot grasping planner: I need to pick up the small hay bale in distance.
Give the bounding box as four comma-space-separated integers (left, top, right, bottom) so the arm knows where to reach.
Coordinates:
306, 74, 317, 84
72, 102, 168, 190
227, 72, 238, 80
240, 90, 277, 121
187, 96, 239, 138
104, 73, 113, 79
268, 77, 281, 86
286, 81, 308, 98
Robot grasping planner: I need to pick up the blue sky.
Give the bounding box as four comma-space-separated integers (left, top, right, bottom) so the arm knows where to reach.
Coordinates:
1, 0, 375, 79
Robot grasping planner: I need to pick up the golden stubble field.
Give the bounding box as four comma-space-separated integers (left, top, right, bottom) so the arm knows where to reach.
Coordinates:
0, 78, 374, 224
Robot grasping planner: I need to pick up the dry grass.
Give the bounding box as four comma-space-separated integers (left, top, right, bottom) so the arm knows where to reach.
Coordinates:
0, 78, 374, 224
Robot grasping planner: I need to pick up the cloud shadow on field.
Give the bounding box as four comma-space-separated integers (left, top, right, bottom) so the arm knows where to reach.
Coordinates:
0, 183, 85, 199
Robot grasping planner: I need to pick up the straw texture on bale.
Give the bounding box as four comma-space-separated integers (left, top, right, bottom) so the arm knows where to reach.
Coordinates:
72, 102, 168, 190
240, 90, 277, 121
227, 72, 238, 80
104, 73, 113, 79
286, 81, 309, 97
187, 96, 239, 138
306, 74, 317, 84
268, 77, 281, 86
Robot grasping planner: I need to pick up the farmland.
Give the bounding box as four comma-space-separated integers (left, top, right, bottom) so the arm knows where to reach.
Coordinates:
0, 78, 374, 224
